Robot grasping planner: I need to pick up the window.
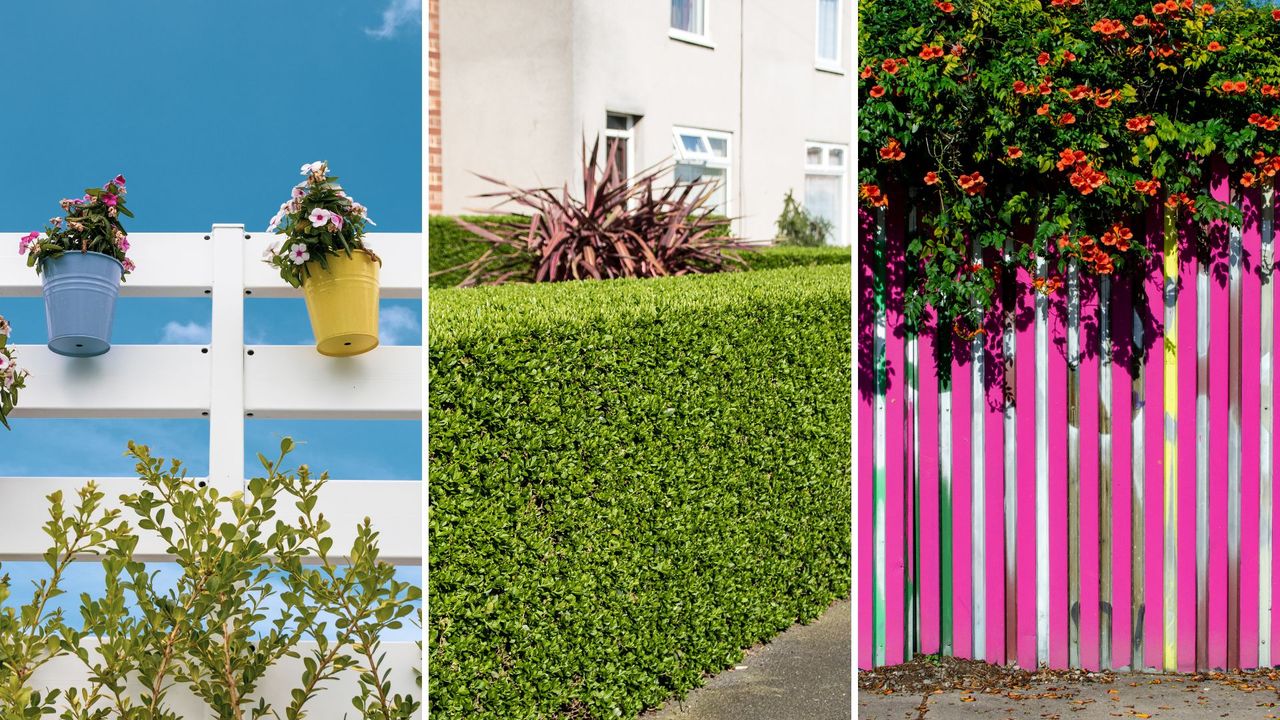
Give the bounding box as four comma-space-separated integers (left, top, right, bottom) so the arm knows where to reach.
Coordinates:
671, 0, 712, 46
816, 0, 842, 71
804, 142, 848, 245
672, 126, 732, 214
604, 113, 637, 183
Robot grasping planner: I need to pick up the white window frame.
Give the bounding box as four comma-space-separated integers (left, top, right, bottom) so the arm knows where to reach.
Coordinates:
670, 0, 715, 49
604, 113, 637, 185
672, 126, 733, 216
803, 141, 849, 245
814, 0, 844, 74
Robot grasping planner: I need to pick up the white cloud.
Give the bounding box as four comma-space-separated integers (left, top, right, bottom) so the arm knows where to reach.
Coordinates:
160, 320, 212, 344
366, 0, 422, 39
379, 305, 421, 345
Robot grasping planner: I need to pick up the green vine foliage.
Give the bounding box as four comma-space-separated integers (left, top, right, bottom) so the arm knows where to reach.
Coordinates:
859, 0, 1280, 331
0, 439, 420, 720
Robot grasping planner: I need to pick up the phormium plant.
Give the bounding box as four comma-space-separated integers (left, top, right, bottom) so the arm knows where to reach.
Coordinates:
0, 438, 421, 719
775, 190, 834, 247
264, 161, 380, 287
0, 315, 26, 430
19, 175, 135, 276
452, 137, 746, 285
859, 0, 1280, 331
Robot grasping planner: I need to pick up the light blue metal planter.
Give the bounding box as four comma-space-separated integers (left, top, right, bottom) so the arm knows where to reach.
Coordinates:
40, 251, 123, 357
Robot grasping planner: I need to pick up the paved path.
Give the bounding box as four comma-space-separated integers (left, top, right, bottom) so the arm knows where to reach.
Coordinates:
646, 599, 851, 720
860, 672, 1280, 719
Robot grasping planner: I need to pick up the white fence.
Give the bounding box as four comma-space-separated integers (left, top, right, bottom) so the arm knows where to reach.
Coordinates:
0, 225, 422, 717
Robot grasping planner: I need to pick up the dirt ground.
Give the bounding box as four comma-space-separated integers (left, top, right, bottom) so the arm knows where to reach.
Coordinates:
859, 656, 1280, 719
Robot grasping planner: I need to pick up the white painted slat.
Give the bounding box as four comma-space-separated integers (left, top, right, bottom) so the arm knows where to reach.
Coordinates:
0, 233, 213, 297
243, 232, 422, 298
8, 345, 211, 418
29, 640, 421, 719
244, 345, 421, 419
0, 478, 421, 564
1262, 179, 1276, 668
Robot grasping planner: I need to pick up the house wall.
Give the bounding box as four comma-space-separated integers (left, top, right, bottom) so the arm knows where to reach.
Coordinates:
438, 0, 576, 214
438, 0, 851, 243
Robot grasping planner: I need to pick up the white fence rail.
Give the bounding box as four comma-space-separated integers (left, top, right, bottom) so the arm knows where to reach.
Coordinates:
0, 226, 422, 718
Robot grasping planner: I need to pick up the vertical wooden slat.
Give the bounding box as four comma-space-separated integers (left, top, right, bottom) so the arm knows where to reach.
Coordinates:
983, 248, 1007, 665
952, 318, 974, 659
1199, 216, 1215, 672
972, 239, 988, 662
1113, 272, 1135, 670
1177, 209, 1200, 673
1080, 273, 1101, 671
1163, 202, 1179, 673
1242, 184, 1263, 670
1049, 259, 1071, 669
1208, 174, 1229, 670
1036, 255, 1052, 667
919, 308, 941, 656
1017, 257, 1039, 669
1262, 179, 1277, 668
940, 325, 955, 657
857, 207, 877, 669
1068, 259, 1082, 668
872, 205, 888, 667
1142, 205, 1166, 671
885, 197, 908, 666
1002, 239, 1019, 666
1099, 275, 1115, 670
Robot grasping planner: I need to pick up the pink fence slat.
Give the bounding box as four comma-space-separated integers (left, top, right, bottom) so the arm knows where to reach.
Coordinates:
1015, 264, 1038, 669
1273, 184, 1280, 663
1049, 284, 1070, 669
884, 196, 908, 667
984, 255, 1006, 666
857, 207, 877, 669
1143, 205, 1166, 671
1209, 204, 1230, 670
1177, 217, 1199, 673
952, 328, 974, 659
1112, 273, 1134, 670
918, 312, 941, 656
1079, 275, 1102, 671
1242, 185, 1263, 669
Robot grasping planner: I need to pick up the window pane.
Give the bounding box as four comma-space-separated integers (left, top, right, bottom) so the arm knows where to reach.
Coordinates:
679, 133, 705, 154
606, 136, 628, 179
817, 0, 839, 62
804, 173, 842, 245
708, 136, 728, 157
829, 147, 845, 166
675, 163, 728, 212
607, 113, 630, 131
806, 146, 824, 165
672, 0, 703, 34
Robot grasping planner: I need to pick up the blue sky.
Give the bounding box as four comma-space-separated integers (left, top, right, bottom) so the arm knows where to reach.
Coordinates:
0, 0, 422, 630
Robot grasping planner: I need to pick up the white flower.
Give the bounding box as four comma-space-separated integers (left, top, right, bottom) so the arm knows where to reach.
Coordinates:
292, 186, 306, 200
267, 211, 285, 233
0, 316, 10, 337
263, 242, 279, 260
288, 243, 310, 265
308, 208, 334, 228
0, 353, 9, 372
300, 161, 326, 176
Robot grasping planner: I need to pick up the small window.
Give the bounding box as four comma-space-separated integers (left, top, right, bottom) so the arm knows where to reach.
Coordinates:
816, 0, 842, 70
804, 142, 849, 245
673, 126, 732, 213
605, 113, 638, 182
671, 0, 707, 36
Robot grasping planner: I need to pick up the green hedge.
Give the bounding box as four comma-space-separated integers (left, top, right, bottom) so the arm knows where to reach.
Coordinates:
428, 265, 851, 719
429, 215, 849, 289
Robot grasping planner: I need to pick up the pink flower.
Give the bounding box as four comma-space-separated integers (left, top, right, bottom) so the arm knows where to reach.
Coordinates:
113, 174, 126, 187
288, 243, 311, 265
121, 257, 135, 273
329, 213, 345, 231
102, 193, 118, 207
18, 232, 38, 255
308, 208, 334, 228
292, 186, 305, 200
116, 236, 130, 252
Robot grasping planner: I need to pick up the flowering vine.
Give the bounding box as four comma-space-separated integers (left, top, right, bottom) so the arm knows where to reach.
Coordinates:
263, 161, 379, 287
19, 175, 134, 276
859, 0, 1279, 329
0, 315, 27, 429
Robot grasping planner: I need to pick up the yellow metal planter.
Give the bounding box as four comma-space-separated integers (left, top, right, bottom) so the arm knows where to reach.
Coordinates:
301, 251, 380, 357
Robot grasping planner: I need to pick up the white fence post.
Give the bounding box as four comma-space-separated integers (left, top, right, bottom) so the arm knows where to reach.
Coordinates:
208, 224, 246, 496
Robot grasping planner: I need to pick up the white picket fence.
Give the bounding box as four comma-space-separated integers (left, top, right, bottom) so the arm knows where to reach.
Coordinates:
0, 225, 422, 717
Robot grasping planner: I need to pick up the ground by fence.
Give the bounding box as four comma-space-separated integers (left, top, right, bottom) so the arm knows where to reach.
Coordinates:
857, 164, 1280, 674
0, 226, 423, 717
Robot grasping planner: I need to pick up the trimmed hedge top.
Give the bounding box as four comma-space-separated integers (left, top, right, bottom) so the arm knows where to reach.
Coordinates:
429, 265, 851, 719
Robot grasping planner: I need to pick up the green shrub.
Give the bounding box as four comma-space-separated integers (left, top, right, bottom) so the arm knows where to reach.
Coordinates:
428, 265, 851, 719
774, 190, 832, 247
428, 215, 522, 289
735, 245, 851, 272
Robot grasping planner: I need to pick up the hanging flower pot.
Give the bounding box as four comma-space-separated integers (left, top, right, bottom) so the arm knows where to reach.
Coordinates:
301, 250, 380, 356
264, 161, 382, 357
0, 315, 28, 429
19, 174, 135, 357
